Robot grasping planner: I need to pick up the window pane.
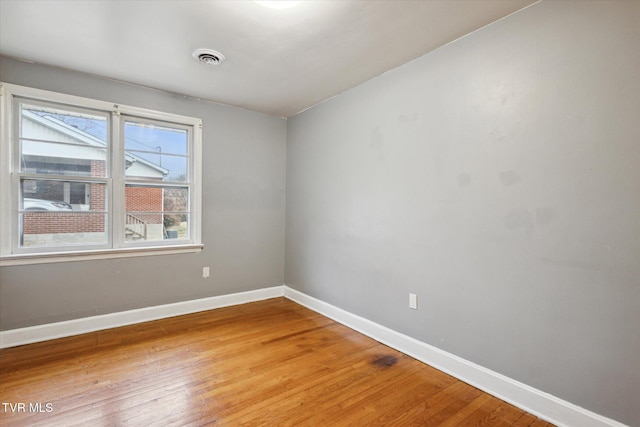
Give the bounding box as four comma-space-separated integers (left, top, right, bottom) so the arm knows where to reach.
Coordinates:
125, 185, 189, 242
20, 178, 107, 248
124, 121, 187, 155
20, 103, 108, 178
21, 103, 108, 143
124, 120, 188, 182
163, 214, 190, 240
163, 187, 188, 213
21, 179, 105, 212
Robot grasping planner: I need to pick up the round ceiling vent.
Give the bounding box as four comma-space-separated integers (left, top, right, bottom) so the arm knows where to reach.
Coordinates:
192, 48, 226, 66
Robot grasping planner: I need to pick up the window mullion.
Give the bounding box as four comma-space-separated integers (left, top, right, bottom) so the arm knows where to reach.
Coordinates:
111, 109, 124, 250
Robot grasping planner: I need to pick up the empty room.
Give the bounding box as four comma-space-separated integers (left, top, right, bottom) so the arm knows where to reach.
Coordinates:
0, 1, 638, 426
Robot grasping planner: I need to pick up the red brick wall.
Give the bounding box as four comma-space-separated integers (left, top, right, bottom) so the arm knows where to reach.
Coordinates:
90, 160, 106, 212
23, 212, 105, 234
125, 186, 163, 223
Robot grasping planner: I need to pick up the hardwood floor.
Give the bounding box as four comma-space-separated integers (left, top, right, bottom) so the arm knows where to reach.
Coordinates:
0, 298, 554, 426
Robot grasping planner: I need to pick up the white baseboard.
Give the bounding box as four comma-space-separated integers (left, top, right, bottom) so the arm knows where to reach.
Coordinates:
0, 284, 628, 427
0, 285, 284, 349
283, 286, 628, 427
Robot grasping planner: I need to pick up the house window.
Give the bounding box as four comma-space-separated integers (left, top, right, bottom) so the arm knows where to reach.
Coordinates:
0, 83, 203, 264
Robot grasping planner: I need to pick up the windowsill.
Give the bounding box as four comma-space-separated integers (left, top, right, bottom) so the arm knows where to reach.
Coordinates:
0, 244, 204, 266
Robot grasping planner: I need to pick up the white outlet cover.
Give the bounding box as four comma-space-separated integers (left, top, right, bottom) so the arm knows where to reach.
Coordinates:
409, 293, 418, 309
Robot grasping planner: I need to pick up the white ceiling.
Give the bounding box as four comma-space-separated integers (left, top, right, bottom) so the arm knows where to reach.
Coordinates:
0, 0, 536, 117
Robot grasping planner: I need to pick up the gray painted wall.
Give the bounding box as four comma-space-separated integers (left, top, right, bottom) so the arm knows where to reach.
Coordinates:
0, 56, 286, 330
286, 1, 639, 425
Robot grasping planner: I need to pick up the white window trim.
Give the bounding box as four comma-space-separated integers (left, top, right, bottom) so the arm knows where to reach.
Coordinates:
0, 82, 203, 266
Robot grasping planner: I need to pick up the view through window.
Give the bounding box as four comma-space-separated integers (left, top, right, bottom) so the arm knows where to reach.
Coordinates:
0, 83, 202, 261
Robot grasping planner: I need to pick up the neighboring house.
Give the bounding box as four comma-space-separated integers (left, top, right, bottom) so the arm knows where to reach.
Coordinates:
21, 110, 169, 245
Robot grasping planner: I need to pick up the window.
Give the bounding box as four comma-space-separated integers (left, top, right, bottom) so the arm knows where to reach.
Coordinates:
0, 83, 203, 265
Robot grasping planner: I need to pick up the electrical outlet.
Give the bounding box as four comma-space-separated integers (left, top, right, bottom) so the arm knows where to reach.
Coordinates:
409, 293, 418, 310
203, 266, 210, 278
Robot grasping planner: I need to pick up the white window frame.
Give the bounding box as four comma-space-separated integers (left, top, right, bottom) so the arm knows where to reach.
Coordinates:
0, 83, 203, 266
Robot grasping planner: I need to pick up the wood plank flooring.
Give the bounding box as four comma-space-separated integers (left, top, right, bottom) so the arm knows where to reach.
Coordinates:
0, 297, 554, 426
